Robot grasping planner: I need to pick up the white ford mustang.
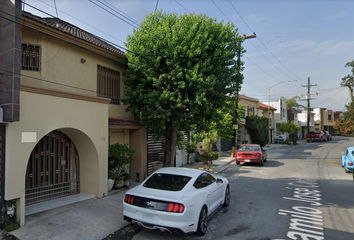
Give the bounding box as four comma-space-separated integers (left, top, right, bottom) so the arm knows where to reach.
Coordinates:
123, 167, 230, 235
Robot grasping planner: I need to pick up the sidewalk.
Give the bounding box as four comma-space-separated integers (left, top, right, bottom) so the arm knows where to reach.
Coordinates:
5, 141, 302, 240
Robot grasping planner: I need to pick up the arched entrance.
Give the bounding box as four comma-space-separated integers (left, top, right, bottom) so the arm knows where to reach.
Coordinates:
25, 130, 80, 205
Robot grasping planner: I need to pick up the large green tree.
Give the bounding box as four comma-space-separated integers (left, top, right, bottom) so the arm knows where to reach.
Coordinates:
123, 11, 243, 166
340, 60, 354, 102
336, 60, 354, 135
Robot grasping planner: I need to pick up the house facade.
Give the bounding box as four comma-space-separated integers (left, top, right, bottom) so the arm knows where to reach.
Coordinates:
236, 95, 276, 145
297, 111, 315, 138
1, 1, 147, 226
258, 102, 277, 143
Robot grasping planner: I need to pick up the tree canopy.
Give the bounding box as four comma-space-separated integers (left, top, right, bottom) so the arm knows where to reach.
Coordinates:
123, 11, 244, 166
340, 60, 354, 102
280, 96, 305, 110
335, 60, 354, 135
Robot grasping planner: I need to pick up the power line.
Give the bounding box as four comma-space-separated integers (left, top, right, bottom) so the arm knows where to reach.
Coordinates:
228, 0, 303, 82
0, 12, 130, 65
100, 0, 140, 26
174, 0, 190, 13
88, 0, 140, 29
34, 0, 127, 44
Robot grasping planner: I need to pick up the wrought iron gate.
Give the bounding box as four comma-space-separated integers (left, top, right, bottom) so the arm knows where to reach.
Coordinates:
25, 131, 80, 205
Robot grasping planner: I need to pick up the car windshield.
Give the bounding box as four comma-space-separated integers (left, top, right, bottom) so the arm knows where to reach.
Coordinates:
239, 146, 259, 151
143, 173, 192, 191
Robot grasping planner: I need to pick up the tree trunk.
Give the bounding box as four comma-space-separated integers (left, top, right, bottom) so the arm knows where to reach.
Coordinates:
164, 121, 177, 167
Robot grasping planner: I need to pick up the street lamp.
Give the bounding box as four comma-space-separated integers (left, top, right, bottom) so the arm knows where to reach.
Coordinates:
231, 33, 257, 157
267, 80, 297, 147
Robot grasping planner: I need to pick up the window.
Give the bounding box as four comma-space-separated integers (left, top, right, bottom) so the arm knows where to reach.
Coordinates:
97, 65, 120, 105
247, 106, 255, 116
193, 173, 216, 189
143, 173, 191, 191
21, 44, 40, 71
328, 114, 332, 121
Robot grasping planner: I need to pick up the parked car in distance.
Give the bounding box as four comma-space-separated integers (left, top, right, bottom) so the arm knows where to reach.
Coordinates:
235, 144, 267, 166
275, 133, 286, 142
341, 147, 354, 173
323, 130, 332, 141
306, 131, 327, 142
123, 167, 230, 236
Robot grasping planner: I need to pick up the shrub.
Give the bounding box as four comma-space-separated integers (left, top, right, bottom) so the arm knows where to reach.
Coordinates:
201, 151, 219, 170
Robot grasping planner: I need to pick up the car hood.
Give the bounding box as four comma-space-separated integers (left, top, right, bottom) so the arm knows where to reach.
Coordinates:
127, 184, 185, 202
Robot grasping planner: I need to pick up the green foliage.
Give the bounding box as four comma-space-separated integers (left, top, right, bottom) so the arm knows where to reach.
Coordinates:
184, 141, 197, 155
278, 121, 301, 135
340, 60, 354, 102
108, 143, 136, 179
201, 152, 219, 162
201, 151, 219, 170
207, 98, 246, 142
280, 96, 305, 110
121, 171, 131, 181
334, 102, 354, 135
244, 116, 268, 147
2, 220, 19, 234
202, 139, 211, 152
123, 10, 244, 166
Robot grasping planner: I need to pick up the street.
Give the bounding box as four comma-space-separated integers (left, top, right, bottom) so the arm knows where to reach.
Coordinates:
107, 136, 354, 240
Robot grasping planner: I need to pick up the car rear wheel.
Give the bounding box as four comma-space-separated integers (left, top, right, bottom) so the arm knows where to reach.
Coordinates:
196, 206, 208, 236
344, 166, 350, 173
223, 185, 230, 207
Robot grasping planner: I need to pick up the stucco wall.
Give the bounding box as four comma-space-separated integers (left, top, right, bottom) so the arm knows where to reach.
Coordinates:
6, 91, 109, 225
21, 27, 130, 119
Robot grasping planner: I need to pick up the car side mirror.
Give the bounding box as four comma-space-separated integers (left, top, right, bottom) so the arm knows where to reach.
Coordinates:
216, 178, 223, 184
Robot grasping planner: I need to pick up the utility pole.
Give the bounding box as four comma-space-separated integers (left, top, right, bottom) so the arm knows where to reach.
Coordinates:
301, 77, 317, 134
231, 33, 256, 157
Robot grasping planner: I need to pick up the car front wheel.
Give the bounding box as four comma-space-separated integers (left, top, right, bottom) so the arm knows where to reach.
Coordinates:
223, 185, 230, 207
196, 206, 208, 236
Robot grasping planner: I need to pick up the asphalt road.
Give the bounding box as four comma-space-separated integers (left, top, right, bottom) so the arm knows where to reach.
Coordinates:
108, 136, 354, 240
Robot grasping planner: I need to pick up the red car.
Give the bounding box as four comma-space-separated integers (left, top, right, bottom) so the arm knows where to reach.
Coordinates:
235, 144, 267, 166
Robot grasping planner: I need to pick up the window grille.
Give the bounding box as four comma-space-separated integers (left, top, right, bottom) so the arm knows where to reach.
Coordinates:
97, 65, 120, 105
21, 44, 40, 71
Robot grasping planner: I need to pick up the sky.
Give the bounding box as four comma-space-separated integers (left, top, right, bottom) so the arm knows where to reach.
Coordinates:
21, 0, 354, 112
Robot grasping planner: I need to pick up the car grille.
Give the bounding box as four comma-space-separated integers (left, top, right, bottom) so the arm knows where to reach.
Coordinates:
124, 194, 184, 213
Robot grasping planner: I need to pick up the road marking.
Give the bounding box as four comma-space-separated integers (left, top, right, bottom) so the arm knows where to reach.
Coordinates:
278, 179, 325, 240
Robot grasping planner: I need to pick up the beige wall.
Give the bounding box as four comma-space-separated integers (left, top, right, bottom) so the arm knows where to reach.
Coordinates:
7, 17, 144, 226
6, 91, 109, 226
21, 28, 130, 119
108, 126, 147, 183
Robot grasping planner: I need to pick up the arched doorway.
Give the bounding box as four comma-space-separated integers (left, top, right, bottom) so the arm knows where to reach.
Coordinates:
25, 130, 80, 205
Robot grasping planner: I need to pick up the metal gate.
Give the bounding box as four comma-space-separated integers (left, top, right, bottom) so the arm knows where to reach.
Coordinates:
25, 131, 80, 205
147, 133, 165, 176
